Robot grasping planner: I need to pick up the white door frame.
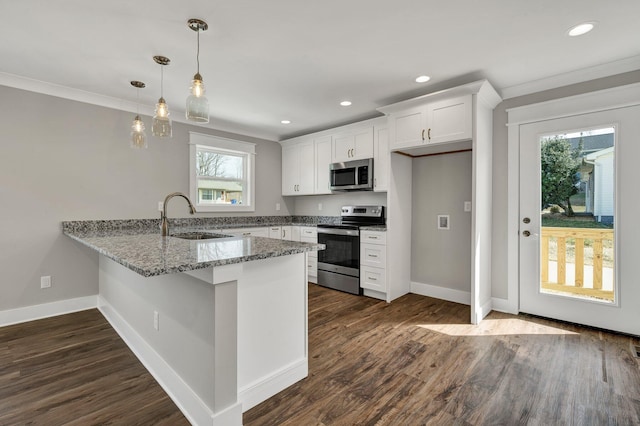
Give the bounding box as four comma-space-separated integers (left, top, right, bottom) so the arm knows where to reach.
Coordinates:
504, 82, 640, 315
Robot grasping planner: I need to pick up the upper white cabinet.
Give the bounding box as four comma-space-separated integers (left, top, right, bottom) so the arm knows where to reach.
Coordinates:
282, 139, 314, 195
331, 126, 374, 162
373, 124, 389, 192
314, 135, 332, 195
386, 94, 472, 151
280, 118, 384, 196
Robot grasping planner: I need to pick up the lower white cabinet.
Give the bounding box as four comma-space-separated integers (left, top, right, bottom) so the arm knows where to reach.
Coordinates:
268, 226, 282, 239
282, 225, 301, 241
360, 230, 387, 299
226, 227, 270, 238
300, 227, 318, 283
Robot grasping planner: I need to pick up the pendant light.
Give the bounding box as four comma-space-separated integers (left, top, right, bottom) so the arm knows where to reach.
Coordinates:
152, 55, 172, 138
130, 80, 147, 149
186, 18, 210, 123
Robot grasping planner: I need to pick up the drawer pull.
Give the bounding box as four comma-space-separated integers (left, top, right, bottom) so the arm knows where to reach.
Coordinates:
369, 254, 378, 258
368, 276, 377, 281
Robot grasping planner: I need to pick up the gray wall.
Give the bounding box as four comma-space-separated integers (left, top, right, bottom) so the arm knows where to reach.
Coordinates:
491, 69, 640, 299
411, 151, 472, 291
0, 85, 287, 311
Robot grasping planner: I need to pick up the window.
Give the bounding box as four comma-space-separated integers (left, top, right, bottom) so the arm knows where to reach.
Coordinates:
189, 132, 256, 212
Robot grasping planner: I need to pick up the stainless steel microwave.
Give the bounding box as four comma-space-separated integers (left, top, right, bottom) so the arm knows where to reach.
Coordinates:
329, 158, 374, 191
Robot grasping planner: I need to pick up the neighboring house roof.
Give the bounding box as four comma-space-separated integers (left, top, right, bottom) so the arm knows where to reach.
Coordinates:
567, 134, 614, 156
585, 146, 614, 162
198, 180, 243, 192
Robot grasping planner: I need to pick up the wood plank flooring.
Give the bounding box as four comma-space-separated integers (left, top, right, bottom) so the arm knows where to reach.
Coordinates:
245, 284, 640, 425
0, 309, 189, 425
2, 287, 639, 425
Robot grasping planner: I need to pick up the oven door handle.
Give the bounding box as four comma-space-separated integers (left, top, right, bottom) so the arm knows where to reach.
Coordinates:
317, 228, 359, 236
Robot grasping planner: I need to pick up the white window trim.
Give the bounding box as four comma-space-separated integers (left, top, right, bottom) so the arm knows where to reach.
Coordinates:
189, 132, 256, 212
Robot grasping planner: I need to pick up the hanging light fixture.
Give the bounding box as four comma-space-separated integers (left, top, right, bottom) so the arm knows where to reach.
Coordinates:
130, 80, 147, 149
152, 55, 172, 138
186, 18, 210, 123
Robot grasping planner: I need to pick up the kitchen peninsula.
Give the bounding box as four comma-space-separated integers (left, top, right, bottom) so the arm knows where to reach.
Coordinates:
63, 219, 324, 426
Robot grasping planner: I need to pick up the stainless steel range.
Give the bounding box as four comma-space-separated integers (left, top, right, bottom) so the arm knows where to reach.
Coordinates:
316, 205, 385, 295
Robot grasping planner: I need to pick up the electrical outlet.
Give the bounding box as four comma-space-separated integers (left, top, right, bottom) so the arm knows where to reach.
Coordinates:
153, 311, 159, 331
40, 276, 51, 289
464, 201, 472, 212
318, 203, 323, 211
276, 203, 281, 211
158, 201, 164, 212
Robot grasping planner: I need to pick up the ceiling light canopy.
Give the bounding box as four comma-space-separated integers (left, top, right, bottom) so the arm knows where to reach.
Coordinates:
281, 120, 291, 124
186, 18, 210, 123
340, 100, 352, 106
130, 80, 147, 149
567, 22, 595, 37
415, 75, 431, 83
152, 55, 172, 138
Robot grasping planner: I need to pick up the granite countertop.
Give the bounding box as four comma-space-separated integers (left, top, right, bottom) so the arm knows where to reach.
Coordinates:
64, 226, 325, 278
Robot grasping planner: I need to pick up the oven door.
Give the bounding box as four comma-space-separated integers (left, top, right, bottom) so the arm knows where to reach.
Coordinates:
317, 227, 360, 277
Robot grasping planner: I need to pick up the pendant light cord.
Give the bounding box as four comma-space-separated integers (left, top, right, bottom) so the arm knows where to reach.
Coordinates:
160, 66, 164, 98
196, 29, 200, 74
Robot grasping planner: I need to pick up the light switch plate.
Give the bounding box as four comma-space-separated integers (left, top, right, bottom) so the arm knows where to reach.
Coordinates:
158, 201, 164, 212
276, 203, 281, 211
464, 201, 472, 212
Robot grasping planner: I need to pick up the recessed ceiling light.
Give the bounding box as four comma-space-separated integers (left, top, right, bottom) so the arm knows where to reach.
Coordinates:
567, 22, 595, 37
340, 101, 352, 107
281, 120, 291, 124
415, 75, 431, 83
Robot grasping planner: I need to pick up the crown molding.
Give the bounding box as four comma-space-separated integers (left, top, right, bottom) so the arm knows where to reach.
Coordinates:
500, 55, 640, 100
0, 71, 277, 142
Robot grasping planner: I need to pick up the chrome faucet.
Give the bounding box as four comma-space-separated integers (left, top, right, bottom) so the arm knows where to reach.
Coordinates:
161, 192, 196, 236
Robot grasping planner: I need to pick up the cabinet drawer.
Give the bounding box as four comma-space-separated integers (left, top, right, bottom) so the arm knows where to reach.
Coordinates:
360, 230, 386, 245
360, 265, 386, 292
300, 227, 318, 238
361, 243, 386, 268
307, 256, 317, 276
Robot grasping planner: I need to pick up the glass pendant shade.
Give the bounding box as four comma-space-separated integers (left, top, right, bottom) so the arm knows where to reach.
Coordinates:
186, 73, 209, 123
152, 97, 172, 138
130, 115, 147, 149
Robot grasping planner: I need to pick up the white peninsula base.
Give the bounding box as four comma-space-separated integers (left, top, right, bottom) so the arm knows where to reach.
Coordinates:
98, 252, 308, 426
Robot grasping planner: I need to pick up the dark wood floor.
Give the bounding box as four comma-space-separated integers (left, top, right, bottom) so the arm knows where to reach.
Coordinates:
2, 288, 639, 425
245, 284, 640, 425
0, 309, 189, 425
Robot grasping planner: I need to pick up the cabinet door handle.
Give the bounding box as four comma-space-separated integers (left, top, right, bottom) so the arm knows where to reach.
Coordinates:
282, 229, 285, 238
421, 129, 425, 141
428, 128, 431, 140
374, 178, 377, 188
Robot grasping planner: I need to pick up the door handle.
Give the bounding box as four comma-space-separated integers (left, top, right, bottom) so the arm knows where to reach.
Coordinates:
523, 217, 531, 224
522, 230, 531, 237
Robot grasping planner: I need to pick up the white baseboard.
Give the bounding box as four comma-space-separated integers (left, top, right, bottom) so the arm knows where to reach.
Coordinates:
0, 295, 97, 327
411, 281, 471, 305
491, 297, 518, 315
98, 296, 242, 426
477, 298, 493, 322
239, 358, 308, 412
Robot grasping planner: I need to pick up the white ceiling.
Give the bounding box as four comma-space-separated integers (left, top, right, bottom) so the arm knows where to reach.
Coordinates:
1, 1, 639, 141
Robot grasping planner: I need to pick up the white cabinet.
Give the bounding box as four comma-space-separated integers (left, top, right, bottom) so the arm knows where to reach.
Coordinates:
373, 124, 389, 192
227, 227, 269, 237
388, 95, 472, 150
300, 227, 318, 284
360, 230, 387, 299
268, 226, 282, 239
332, 126, 374, 162
281, 225, 301, 242
282, 140, 314, 195
314, 136, 332, 194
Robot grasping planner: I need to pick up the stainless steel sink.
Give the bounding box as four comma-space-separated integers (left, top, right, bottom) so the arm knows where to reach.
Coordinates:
170, 232, 233, 240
